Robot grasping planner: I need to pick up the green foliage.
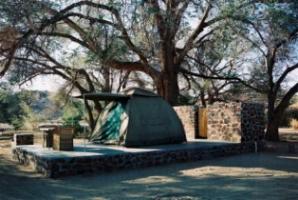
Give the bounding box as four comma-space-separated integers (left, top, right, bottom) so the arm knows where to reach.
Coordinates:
248, 66, 269, 92
0, 0, 54, 27
0, 87, 27, 128
101, 39, 129, 61
0, 85, 87, 132
62, 100, 84, 135
0, 85, 64, 129
10, 117, 23, 130
177, 94, 197, 106
265, 3, 298, 40
20, 102, 42, 130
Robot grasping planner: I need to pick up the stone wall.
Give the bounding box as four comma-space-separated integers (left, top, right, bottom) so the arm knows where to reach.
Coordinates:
12, 102, 265, 178
174, 106, 198, 140
207, 102, 265, 144
13, 142, 255, 178
207, 103, 242, 142
174, 102, 265, 144
241, 103, 265, 143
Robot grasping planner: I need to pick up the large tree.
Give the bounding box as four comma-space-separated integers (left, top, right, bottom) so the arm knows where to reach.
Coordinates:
0, 0, 255, 105
230, 2, 298, 141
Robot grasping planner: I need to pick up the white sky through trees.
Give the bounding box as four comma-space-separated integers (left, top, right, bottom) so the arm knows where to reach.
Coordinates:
19, 75, 65, 91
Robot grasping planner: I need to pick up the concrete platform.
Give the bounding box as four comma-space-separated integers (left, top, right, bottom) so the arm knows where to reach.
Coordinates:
12, 140, 255, 178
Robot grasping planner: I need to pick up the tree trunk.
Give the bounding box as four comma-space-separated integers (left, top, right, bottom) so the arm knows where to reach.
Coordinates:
84, 99, 96, 132
156, 71, 179, 106
265, 117, 280, 141
156, 35, 180, 105
265, 93, 280, 141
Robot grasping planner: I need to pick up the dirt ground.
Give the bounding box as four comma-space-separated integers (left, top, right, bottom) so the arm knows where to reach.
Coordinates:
1, 132, 298, 200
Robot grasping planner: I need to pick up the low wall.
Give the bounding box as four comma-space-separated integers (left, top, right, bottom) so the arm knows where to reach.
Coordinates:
208, 102, 265, 144
13, 142, 255, 178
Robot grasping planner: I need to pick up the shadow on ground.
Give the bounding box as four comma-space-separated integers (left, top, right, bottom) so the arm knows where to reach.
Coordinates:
1, 150, 298, 200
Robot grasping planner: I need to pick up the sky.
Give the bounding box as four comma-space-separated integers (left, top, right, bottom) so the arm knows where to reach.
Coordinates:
20, 75, 65, 92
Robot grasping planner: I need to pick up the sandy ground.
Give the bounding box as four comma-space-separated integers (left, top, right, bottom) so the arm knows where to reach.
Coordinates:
1, 131, 298, 200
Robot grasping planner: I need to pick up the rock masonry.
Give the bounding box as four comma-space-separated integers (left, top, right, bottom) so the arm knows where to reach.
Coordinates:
174, 102, 265, 144
12, 102, 265, 178
13, 142, 254, 178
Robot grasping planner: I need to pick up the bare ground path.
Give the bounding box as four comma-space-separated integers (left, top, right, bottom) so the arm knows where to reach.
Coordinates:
1, 140, 298, 200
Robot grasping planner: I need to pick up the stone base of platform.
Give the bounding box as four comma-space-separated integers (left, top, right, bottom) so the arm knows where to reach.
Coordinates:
12, 141, 258, 178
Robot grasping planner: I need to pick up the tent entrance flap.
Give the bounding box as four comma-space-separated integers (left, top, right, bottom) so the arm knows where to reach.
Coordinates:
91, 102, 126, 144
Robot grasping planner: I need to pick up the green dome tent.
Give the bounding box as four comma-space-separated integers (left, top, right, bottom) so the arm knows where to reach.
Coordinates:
78, 88, 186, 147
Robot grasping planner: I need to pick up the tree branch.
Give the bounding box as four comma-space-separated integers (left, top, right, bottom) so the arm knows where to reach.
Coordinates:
274, 63, 298, 94
38, 32, 90, 49
104, 59, 159, 78
179, 66, 263, 93
177, 2, 212, 64
0, 45, 17, 77
148, 0, 166, 40
275, 82, 298, 115
172, 0, 191, 37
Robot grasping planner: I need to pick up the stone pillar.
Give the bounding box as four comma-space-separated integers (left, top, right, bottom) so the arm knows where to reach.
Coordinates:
241, 103, 265, 144
174, 106, 198, 140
